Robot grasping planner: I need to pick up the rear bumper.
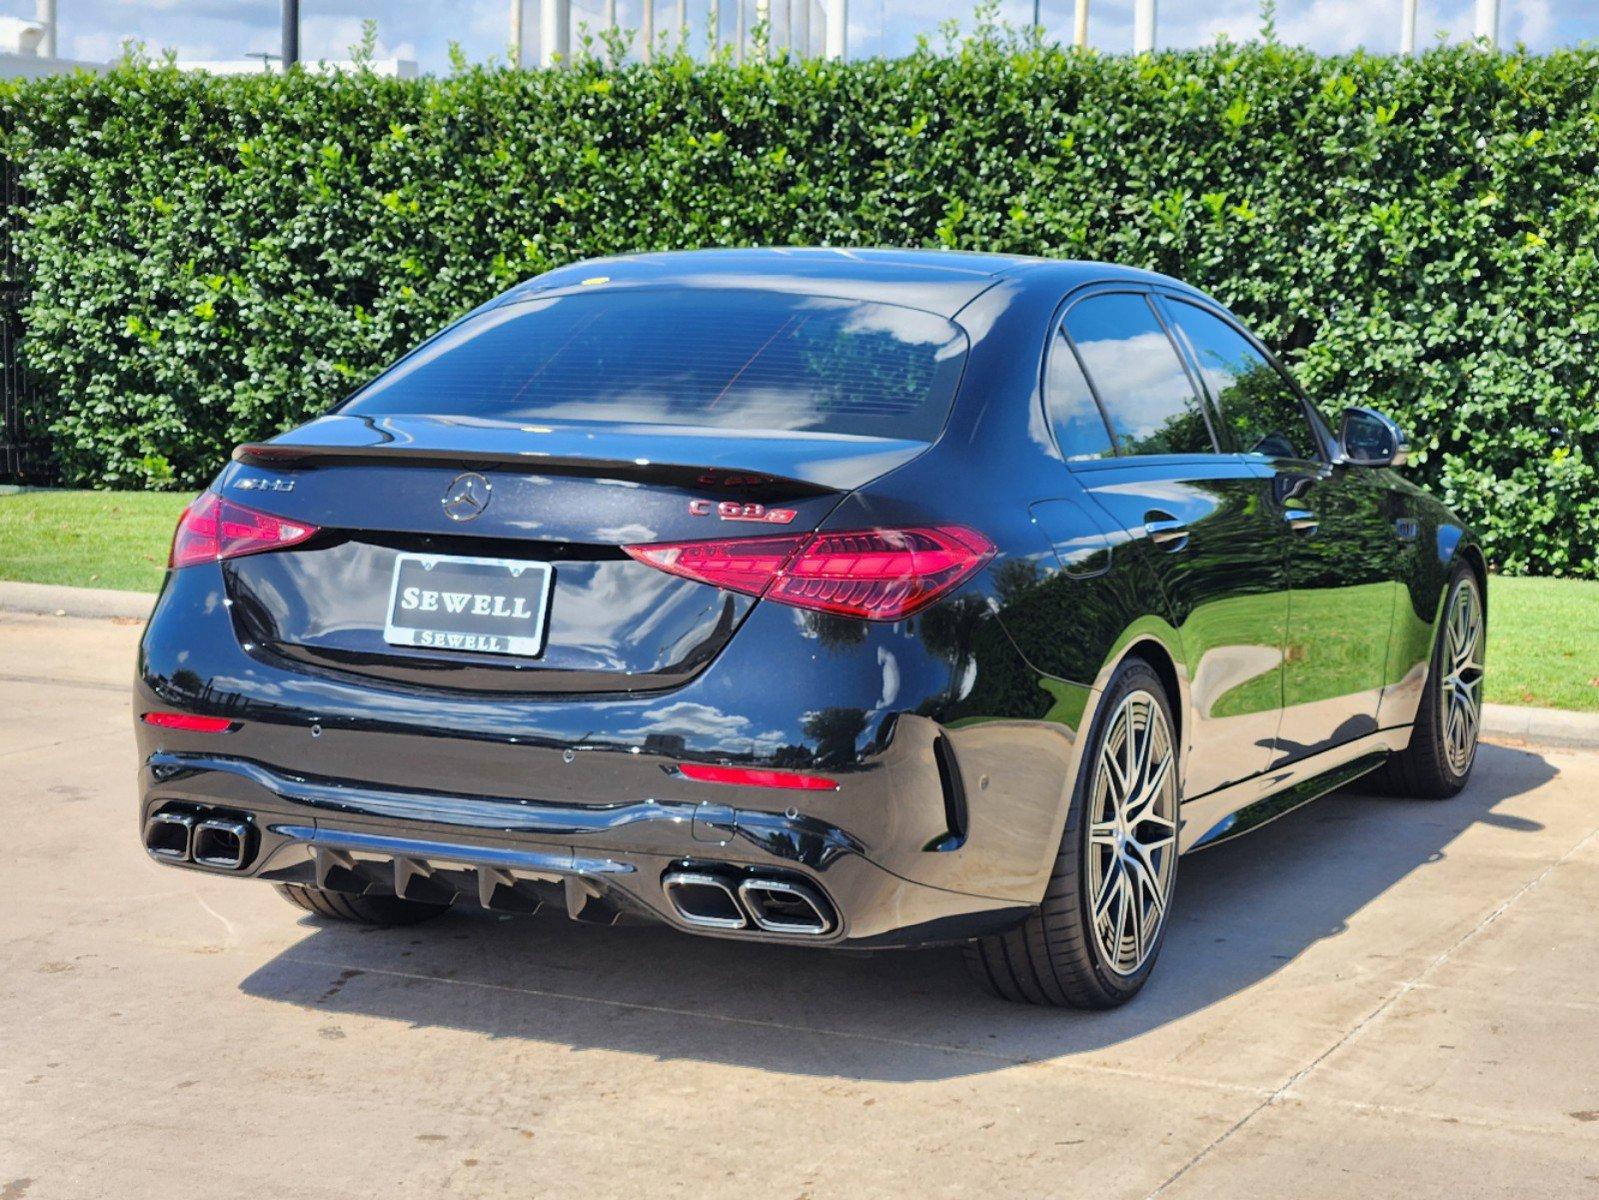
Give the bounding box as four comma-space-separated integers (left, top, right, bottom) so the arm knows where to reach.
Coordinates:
135, 559, 1081, 947
136, 753, 1029, 947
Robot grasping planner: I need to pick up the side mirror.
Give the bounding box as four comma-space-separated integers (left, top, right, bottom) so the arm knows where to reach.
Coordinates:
1340, 407, 1410, 468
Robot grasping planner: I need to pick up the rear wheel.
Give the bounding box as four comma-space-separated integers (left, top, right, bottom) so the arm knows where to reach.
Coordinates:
274, 883, 451, 927
965, 659, 1179, 1008
1373, 566, 1485, 799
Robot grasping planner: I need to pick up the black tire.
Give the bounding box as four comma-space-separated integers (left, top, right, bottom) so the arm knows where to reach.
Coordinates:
274, 883, 451, 926
965, 659, 1179, 1008
1371, 565, 1485, 800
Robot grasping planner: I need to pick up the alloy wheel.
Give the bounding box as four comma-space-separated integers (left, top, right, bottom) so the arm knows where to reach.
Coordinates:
1441, 578, 1485, 776
1086, 690, 1179, 976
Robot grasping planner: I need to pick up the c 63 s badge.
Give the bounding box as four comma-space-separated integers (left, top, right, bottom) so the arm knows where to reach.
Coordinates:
690, 500, 797, 525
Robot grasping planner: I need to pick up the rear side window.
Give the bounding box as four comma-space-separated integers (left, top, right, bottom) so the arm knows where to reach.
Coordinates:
1044, 331, 1115, 460
1165, 300, 1317, 461
342, 288, 969, 442
1062, 294, 1213, 456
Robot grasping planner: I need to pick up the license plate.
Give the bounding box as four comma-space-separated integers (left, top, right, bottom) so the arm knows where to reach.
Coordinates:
383, 553, 553, 658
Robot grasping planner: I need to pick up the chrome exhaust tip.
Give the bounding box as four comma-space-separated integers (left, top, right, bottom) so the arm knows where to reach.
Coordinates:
144, 810, 197, 862
737, 878, 833, 936
662, 871, 747, 930
192, 817, 251, 870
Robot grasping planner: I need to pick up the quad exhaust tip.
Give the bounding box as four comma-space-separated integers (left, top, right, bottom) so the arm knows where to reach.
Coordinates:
144, 811, 197, 861
143, 807, 253, 870
192, 818, 251, 870
737, 878, 832, 935
662, 870, 834, 937
662, 872, 748, 930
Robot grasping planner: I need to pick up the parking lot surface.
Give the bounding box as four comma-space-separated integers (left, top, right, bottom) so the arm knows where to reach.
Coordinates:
1, 611, 1596, 1199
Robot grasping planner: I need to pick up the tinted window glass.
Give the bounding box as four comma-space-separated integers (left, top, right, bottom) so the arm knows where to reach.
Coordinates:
1166, 300, 1315, 461
1044, 331, 1114, 460
1063, 294, 1212, 456
343, 289, 969, 441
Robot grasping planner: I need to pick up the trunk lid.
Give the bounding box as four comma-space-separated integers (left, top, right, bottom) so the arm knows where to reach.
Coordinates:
216, 415, 927, 694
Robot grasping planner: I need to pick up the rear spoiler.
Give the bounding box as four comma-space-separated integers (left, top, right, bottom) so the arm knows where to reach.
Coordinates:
231, 442, 839, 499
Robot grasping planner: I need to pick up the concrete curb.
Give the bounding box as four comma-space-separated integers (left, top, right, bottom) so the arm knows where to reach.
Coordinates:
1481, 702, 1599, 751
2, 580, 1597, 749
0, 580, 155, 621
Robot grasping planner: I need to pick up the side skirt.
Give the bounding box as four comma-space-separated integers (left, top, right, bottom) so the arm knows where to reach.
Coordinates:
1179, 727, 1410, 854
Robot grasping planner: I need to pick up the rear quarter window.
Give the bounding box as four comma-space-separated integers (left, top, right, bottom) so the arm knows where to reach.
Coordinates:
1062, 293, 1214, 457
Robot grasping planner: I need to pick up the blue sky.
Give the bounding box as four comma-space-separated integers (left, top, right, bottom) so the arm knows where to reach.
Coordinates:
8, 0, 1594, 70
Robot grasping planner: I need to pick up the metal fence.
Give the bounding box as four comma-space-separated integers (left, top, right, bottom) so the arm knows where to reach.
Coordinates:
1, 153, 50, 483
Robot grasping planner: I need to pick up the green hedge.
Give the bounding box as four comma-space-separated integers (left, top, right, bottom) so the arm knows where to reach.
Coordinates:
1, 30, 1596, 576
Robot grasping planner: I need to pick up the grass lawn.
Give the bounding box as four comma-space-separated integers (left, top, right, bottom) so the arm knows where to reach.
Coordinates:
0, 489, 1596, 711
0, 488, 191, 592
1487, 575, 1599, 712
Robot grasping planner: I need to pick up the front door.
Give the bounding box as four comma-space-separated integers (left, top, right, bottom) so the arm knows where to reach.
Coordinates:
1157, 295, 1398, 767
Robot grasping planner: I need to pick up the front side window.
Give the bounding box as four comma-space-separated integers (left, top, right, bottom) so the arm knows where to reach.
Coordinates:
1164, 300, 1316, 461
1062, 294, 1213, 456
342, 288, 970, 442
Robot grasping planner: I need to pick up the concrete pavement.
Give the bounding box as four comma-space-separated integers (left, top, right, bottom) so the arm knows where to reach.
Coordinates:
1, 610, 1596, 1199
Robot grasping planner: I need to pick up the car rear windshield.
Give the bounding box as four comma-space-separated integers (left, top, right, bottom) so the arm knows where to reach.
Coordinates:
341, 287, 970, 442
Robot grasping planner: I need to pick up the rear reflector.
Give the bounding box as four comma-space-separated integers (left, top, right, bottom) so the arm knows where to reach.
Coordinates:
676, 763, 839, 791
170, 491, 319, 570
625, 526, 994, 621
141, 712, 236, 733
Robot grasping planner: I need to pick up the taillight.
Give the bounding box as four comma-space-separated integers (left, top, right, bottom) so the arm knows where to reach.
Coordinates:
141, 712, 236, 733
624, 525, 994, 621
675, 763, 839, 791
170, 491, 318, 569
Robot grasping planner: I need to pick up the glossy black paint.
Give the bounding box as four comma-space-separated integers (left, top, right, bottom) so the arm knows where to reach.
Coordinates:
136, 247, 1483, 949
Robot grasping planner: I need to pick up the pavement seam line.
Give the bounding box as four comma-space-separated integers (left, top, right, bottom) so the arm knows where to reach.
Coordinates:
1292, 1092, 1597, 1143
0, 671, 131, 694
277, 953, 1271, 1099
1141, 815, 1599, 1199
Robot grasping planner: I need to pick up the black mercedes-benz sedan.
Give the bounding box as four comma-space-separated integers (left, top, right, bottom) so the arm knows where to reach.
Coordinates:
135, 248, 1486, 1008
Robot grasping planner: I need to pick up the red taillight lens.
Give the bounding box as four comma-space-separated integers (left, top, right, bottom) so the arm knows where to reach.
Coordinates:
624, 526, 994, 621
141, 712, 236, 733
676, 763, 839, 791
170, 491, 318, 569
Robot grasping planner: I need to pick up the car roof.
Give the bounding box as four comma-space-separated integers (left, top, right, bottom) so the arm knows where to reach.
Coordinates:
504, 247, 1205, 320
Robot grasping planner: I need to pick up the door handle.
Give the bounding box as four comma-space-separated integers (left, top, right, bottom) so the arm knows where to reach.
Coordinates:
1283, 508, 1319, 534
1143, 510, 1189, 550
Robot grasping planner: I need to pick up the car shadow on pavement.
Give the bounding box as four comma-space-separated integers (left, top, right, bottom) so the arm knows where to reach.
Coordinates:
238, 741, 1556, 1079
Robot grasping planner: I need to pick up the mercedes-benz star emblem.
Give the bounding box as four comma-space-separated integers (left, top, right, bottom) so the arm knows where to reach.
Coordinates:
441, 472, 492, 522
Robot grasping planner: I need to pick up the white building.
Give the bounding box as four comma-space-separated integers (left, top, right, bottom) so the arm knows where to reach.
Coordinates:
0, 7, 100, 78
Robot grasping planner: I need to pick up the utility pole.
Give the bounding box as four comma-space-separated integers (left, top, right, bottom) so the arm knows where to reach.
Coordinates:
1132, 0, 1154, 53
824, 0, 845, 59
281, 0, 299, 68
1399, 0, 1416, 54
34, 0, 55, 58
642, 0, 654, 62
1031, 0, 1039, 32
1073, 0, 1088, 48
1474, 0, 1499, 47
540, 0, 569, 66
510, 0, 523, 67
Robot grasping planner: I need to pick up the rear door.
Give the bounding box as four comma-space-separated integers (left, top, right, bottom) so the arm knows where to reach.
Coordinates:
1059, 290, 1290, 799
1158, 295, 1398, 764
